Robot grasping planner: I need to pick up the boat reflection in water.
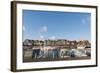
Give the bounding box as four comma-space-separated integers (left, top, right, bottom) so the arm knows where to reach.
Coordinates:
23, 39, 91, 62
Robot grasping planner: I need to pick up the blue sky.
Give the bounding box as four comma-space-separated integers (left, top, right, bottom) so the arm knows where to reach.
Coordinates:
23, 10, 91, 41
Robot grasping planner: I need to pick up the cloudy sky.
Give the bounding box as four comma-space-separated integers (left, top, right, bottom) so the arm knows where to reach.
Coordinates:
23, 10, 91, 41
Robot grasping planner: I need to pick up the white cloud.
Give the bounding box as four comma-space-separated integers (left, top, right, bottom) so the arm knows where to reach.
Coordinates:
40, 35, 44, 39
40, 26, 48, 32
82, 19, 86, 24
51, 36, 56, 40
38, 26, 48, 40
23, 25, 25, 31
81, 17, 90, 25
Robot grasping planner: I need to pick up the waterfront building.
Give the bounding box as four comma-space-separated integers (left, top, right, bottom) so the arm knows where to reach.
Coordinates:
77, 40, 91, 50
